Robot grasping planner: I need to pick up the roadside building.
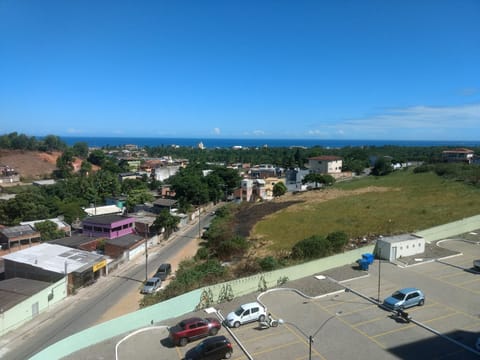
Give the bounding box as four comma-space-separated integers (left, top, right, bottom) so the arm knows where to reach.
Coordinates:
104, 233, 145, 259
0, 277, 67, 336
49, 233, 101, 252
2, 243, 106, 294
81, 214, 135, 238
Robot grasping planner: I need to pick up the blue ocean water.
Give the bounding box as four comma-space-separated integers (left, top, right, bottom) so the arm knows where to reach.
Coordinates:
59, 136, 480, 149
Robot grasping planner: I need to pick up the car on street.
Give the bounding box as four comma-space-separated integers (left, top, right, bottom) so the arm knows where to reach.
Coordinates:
473, 259, 480, 270
383, 287, 425, 310
154, 263, 172, 281
168, 317, 222, 347
225, 301, 266, 328
141, 277, 161, 294
184, 335, 233, 360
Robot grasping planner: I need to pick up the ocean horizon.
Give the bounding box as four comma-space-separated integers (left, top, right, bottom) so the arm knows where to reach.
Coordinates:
58, 136, 480, 149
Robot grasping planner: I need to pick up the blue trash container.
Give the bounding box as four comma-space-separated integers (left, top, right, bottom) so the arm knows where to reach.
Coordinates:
362, 253, 374, 265
358, 258, 369, 271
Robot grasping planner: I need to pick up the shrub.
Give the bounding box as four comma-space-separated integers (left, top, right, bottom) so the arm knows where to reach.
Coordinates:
195, 247, 210, 260
326, 231, 349, 253
258, 256, 279, 271
217, 235, 249, 260
291, 235, 332, 260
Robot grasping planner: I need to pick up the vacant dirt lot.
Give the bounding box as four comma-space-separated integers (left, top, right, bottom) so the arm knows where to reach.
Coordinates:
0, 150, 60, 180
234, 186, 392, 239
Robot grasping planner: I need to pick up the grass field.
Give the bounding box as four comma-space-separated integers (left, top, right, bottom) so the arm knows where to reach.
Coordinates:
252, 169, 480, 252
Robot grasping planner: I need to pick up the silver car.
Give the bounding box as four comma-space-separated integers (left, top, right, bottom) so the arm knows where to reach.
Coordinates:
383, 288, 425, 311
141, 277, 161, 294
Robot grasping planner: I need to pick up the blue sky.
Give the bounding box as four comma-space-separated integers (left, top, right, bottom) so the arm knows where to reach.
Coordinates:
1, 1, 479, 140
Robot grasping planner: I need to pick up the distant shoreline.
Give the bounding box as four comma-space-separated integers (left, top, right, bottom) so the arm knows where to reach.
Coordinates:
56, 136, 480, 149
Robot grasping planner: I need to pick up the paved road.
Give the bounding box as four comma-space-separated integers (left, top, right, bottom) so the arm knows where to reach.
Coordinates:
0, 212, 215, 360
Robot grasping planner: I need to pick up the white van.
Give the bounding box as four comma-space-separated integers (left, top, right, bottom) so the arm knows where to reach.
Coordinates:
225, 302, 266, 328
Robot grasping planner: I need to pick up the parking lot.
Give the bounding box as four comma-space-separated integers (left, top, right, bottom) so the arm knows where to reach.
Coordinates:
67, 236, 480, 360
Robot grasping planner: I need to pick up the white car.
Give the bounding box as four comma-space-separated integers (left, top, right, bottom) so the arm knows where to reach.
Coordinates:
225, 302, 266, 328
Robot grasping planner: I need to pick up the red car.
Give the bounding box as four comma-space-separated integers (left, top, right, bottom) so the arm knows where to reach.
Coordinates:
169, 317, 222, 347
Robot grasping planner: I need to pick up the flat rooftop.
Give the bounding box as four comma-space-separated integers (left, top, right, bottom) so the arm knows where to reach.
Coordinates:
2, 243, 104, 274
0, 277, 52, 312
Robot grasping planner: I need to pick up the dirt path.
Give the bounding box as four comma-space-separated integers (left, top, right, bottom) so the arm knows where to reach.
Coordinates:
95, 236, 201, 324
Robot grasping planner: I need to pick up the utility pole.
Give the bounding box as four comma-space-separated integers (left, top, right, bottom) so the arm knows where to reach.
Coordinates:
145, 224, 149, 282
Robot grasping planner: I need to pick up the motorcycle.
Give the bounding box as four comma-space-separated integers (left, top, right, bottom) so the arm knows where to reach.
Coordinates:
258, 314, 279, 329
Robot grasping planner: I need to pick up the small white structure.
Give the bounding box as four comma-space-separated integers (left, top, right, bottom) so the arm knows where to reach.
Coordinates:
84, 204, 123, 216
374, 234, 425, 262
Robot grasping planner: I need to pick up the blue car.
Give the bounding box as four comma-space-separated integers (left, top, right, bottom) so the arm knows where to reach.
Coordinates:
383, 288, 425, 311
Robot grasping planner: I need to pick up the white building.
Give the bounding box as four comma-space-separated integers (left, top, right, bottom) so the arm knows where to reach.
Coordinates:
374, 234, 425, 262
308, 156, 342, 175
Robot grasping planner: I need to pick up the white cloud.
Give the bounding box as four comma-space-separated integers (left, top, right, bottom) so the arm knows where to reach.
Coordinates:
307, 129, 329, 137
252, 130, 265, 136
335, 103, 480, 139
213, 127, 221, 135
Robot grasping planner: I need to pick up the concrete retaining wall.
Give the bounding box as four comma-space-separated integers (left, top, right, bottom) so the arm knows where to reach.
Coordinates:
415, 215, 480, 243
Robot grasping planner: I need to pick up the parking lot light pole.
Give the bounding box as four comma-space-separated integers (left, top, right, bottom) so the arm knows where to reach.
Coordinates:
279, 311, 342, 360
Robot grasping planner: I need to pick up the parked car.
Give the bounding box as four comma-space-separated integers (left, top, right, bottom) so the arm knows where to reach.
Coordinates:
141, 277, 161, 294
154, 263, 172, 281
184, 335, 233, 360
383, 288, 425, 310
473, 259, 480, 270
225, 302, 266, 328
169, 317, 222, 347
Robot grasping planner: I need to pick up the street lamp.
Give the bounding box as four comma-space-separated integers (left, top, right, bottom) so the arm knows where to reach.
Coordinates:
279, 311, 342, 360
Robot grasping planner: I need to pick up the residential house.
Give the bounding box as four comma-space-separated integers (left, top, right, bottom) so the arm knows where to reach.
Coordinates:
0, 277, 67, 337
0, 165, 20, 184
442, 148, 475, 164
0, 225, 41, 251
263, 177, 286, 199
284, 168, 310, 192
240, 179, 266, 202
20, 217, 72, 237
81, 214, 135, 239
308, 156, 343, 175
118, 172, 140, 182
